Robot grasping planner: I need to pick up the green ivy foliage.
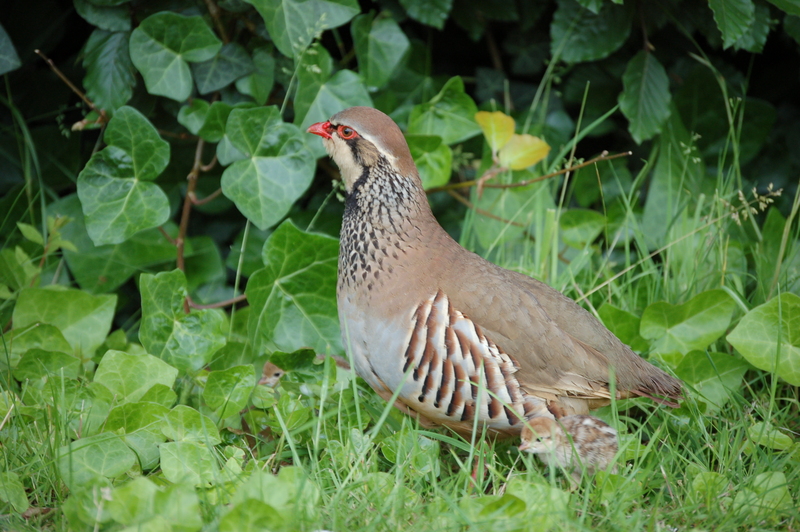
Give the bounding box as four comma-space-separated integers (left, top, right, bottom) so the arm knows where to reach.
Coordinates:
1, 0, 799, 529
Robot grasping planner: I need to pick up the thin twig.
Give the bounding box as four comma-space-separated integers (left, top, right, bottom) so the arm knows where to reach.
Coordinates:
34, 50, 104, 119
485, 24, 505, 76
187, 293, 247, 310
158, 129, 198, 141
177, 139, 206, 314
157, 226, 177, 245
203, 0, 230, 43
199, 155, 217, 172
475, 166, 503, 198
427, 151, 632, 194
190, 187, 223, 206
446, 190, 525, 228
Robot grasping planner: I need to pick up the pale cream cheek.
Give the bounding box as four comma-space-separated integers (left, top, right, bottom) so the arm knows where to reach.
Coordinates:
324, 138, 361, 193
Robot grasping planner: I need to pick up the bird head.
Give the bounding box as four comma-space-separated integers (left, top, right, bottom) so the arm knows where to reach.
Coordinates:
258, 361, 285, 387
307, 106, 419, 193
519, 417, 558, 453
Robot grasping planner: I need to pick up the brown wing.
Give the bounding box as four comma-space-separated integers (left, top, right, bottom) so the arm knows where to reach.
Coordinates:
439, 242, 682, 407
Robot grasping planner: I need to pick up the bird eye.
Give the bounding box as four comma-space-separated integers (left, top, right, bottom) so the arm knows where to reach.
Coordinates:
338, 125, 357, 139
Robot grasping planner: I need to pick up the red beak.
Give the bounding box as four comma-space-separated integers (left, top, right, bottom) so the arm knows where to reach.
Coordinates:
307, 121, 333, 139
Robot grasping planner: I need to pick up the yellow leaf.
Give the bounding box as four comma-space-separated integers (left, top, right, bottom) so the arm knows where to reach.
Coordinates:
475, 111, 515, 154
498, 134, 550, 170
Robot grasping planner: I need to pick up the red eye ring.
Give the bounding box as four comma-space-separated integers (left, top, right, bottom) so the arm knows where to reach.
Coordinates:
338, 125, 357, 139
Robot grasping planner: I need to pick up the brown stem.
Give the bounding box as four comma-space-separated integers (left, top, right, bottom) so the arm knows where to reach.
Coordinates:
200, 155, 218, 173
203, 0, 230, 43
190, 187, 223, 206
475, 166, 503, 198
177, 139, 206, 314
427, 151, 632, 194
157, 226, 177, 245
187, 293, 247, 309
639, 4, 653, 52
158, 129, 198, 141
485, 25, 504, 74
35, 50, 104, 118
339, 48, 356, 68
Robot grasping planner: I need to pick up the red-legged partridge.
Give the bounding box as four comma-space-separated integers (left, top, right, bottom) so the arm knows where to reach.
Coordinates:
307, 107, 682, 436
519, 415, 618, 481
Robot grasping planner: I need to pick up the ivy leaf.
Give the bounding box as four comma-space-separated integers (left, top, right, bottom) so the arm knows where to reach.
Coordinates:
94, 350, 179, 403
0, 23, 21, 76
0, 247, 39, 291
576, 0, 604, 14
82, 30, 135, 113
407, 135, 453, 189
293, 44, 372, 157
675, 351, 750, 411
475, 111, 515, 154
244, 0, 359, 58
709, 0, 756, 48
559, 208, 606, 248
299, 71, 373, 132
498, 134, 550, 169
598, 304, 650, 352
161, 405, 221, 447
177, 99, 211, 136
105, 402, 170, 470
640, 289, 737, 356
733, 3, 771, 52
191, 43, 255, 94
160, 441, 218, 486
293, 44, 334, 128
618, 51, 671, 144
551, 0, 632, 63
733, 472, 793, 521
57, 433, 138, 490
0, 472, 28, 513
105, 477, 160, 525
1, 323, 72, 373
74, 0, 131, 32
50, 195, 178, 294
472, 186, 537, 249
727, 293, 800, 385
14, 349, 81, 381
235, 47, 275, 105
268, 348, 317, 371
768, 0, 800, 16
204, 365, 257, 419
408, 76, 481, 144
220, 500, 287, 532
352, 13, 410, 90
12, 287, 116, 356
179, 101, 255, 143
139, 270, 227, 374
129, 12, 222, 101
77, 106, 170, 245
222, 107, 316, 230
247, 220, 341, 355
399, 0, 453, 29
747, 421, 794, 450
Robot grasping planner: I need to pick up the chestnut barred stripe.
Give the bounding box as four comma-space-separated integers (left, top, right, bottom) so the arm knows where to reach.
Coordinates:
402, 290, 534, 429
